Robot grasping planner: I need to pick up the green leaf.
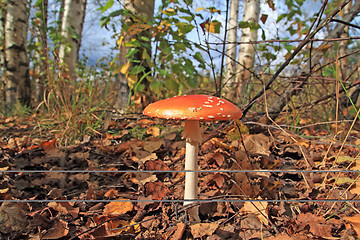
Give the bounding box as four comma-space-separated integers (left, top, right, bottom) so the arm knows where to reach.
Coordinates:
129, 65, 145, 75
193, 52, 205, 66
98, 0, 114, 13
126, 48, 138, 58
176, 22, 194, 35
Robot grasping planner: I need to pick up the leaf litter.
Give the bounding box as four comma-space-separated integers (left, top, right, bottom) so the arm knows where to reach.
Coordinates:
0, 115, 360, 239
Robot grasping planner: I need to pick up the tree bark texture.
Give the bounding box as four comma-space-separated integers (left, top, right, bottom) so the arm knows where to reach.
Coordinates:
34, 0, 48, 105
4, 0, 31, 111
59, 0, 86, 80
231, 0, 260, 104
223, 0, 239, 98
0, 1, 5, 107
115, 0, 155, 110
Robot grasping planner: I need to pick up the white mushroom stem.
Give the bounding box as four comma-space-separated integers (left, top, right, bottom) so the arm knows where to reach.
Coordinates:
182, 120, 202, 206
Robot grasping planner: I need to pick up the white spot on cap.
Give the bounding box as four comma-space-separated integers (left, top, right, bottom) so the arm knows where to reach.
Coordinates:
208, 115, 215, 119
189, 107, 196, 112
220, 108, 224, 111
203, 105, 213, 108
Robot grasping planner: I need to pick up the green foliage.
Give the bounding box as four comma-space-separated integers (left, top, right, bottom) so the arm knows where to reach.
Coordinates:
100, 0, 211, 102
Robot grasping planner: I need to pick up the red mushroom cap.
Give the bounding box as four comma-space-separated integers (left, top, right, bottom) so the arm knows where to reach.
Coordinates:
143, 95, 242, 121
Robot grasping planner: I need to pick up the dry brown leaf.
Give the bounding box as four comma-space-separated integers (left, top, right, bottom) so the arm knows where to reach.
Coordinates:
147, 126, 161, 137
207, 173, 225, 188
241, 200, 268, 225
103, 200, 133, 217
0, 202, 28, 233
145, 181, 170, 200
129, 172, 157, 185
296, 212, 332, 237
105, 219, 140, 235
143, 138, 165, 152
42, 219, 69, 239
243, 133, 272, 156
344, 215, 360, 237
190, 222, 219, 238
48, 202, 79, 218
170, 222, 186, 240
145, 159, 170, 171
104, 189, 119, 198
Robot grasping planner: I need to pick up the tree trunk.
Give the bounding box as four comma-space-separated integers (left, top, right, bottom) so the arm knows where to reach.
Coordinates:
4, 0, 31, 111
0, 1, 5, 110
223, 0, 239, 99
59, 0, 86, 80
115, 0, 155, 110
232, 0, 260, 104
34, 0, 48, 105
338, 1, 351, 81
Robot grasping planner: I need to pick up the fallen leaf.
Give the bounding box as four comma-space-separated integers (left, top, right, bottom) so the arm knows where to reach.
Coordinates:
147, 126, 160, 137
344, 215, 360, 237
48, 202, 79, 218
0, 202, 28, 233
106, 219, 140, 235
145, 159, 170, 171
143, 138, 165, 152
243, 133, 272, 156
42, 219, 69, 239
145, 181, 170, 200
241, 200, 268, 225
103, 200, 133, 217
170, 222, 186, 240
296, 212, 332, 237
129, 172, 157, 185
190, 222, 219, 238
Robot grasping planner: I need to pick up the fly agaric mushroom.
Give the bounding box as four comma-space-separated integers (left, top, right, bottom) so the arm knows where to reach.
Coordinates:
143, 95, 242, 220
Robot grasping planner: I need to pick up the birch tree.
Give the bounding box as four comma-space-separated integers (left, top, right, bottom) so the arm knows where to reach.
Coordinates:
115, 0, 155, 110
223, 0, 239, 98
230, 0, 260, 104
59, 0, 87, 80
4, 0, 31, 111
33, 0, 48, 104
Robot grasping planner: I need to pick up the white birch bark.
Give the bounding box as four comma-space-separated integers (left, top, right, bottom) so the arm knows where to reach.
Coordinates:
59, 0, 87, 80
224, 0, 239, 98
34, 0, 48, 105
4, 0, 31, 110
233, 0, 260, 104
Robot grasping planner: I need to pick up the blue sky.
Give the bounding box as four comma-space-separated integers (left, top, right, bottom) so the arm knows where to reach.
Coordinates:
78, 0, 331, 69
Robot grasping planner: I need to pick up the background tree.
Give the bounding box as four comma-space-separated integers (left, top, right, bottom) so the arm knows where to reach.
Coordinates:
115, 0, 155, 110
231, 0, 260, 104
33, 0, 48, 105
4, 0, 31, 112
59, 0, 87, 80
224, 0, 239, 98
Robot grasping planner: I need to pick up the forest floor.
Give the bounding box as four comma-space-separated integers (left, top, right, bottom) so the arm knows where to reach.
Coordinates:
1, 114, 360, 239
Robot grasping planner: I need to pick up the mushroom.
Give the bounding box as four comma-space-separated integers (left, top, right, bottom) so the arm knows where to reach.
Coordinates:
143, 95, 242, 220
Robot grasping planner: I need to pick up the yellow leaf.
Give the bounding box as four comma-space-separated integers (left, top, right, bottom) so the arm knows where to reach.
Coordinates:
195, 7, 205, 12
240, 199, 268, 225
116, 35, 124, 47
120, 62, 130, 74
0, 188, 9, 194
103, 200, 133, 217
336, 155, 355, 164
161, 8, 175, 14
146, 126, 160, 137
